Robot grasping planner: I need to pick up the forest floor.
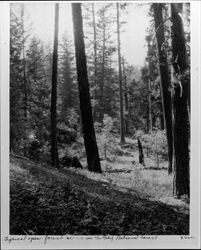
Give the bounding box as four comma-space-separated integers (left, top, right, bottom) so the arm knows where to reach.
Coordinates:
10, 137, 189, 235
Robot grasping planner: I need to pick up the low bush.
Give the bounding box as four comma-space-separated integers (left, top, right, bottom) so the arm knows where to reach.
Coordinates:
135, 129, 168, 160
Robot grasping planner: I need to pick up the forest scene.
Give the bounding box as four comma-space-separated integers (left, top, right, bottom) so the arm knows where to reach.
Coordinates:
10, 2, 190, 235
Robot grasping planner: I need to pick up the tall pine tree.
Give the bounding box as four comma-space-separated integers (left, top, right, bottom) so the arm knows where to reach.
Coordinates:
116, 3, 125, 144
72, 3, 102, 173
50, 3, 59, 167
153, 3, 173, 174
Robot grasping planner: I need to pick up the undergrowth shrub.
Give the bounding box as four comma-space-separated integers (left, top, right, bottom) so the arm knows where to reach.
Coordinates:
98, 114, 116, 160
141, 129, 167, 156
134, 129, 168, 167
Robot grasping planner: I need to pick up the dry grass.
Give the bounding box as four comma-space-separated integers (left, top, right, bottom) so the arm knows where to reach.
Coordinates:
71, 146, 172, 200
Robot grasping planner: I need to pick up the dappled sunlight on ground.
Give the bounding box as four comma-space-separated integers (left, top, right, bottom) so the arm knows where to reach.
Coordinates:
70, 156, 172, 200
68, 140, 172, 199
57, 135, 188, 211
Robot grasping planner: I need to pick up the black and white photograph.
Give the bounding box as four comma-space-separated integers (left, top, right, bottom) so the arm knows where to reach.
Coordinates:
1, 0, 200, 249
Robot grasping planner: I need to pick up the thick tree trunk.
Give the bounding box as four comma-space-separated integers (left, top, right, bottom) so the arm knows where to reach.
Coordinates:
50, 3, 59, 167
92, 3, 97, 120
116, 3, 125, 144
171, 3, 190, 197
153, 3, 173, 174
72, 3, 102, 173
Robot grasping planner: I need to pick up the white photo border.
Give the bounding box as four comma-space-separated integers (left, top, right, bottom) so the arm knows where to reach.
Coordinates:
1, 0, 200, 249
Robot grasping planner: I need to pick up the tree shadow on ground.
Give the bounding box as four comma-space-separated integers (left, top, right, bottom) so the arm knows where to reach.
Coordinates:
10, 157, 189, 235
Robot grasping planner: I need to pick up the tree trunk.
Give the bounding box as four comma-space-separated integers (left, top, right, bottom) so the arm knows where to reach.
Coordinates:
99, 18, 105, 123
152, 115, 156, 129
146, 108, 150, 133
50, 3, 59, 168
171, 3, 190, 197
160, 111, 165, 130
72, 3, 102, 173
159, 89, 165, 130
116, 3, 125, 144
122, 57, 129, 134
148, 79, 152, 131
147, 39, 153, 132
92, 3, 97, 120
153, 3, 173, 174
138, 138, 145, 165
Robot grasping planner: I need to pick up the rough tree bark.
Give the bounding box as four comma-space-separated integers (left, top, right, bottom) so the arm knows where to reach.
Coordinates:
171, 3, 190, 197
153, 3, 173, 174
116, 3, 125, 144
50, 3, 59, 167
72, 3, 102, 173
